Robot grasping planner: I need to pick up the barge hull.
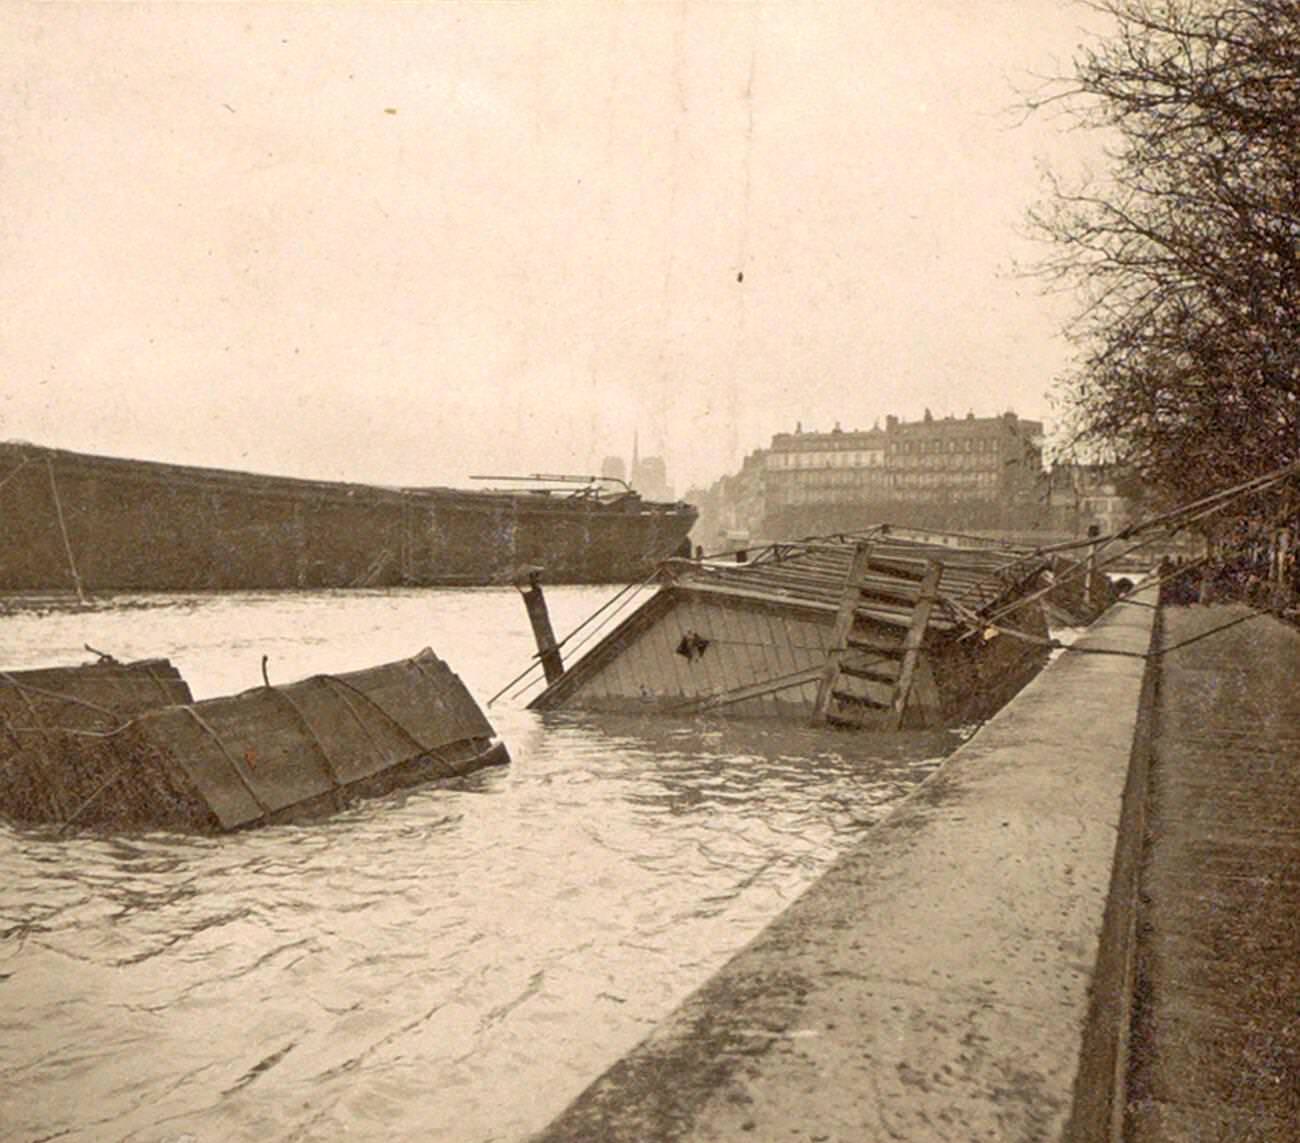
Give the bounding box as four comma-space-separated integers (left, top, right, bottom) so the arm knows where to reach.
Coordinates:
0, 443, 697, 591
527, 534, 1055, 730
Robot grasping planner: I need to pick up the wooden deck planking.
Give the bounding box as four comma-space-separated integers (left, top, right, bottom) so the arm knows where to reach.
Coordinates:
738, 606, 794, 716
744, 603, 792, 718
757, 607, 801, 707
654, 599, 692, 700
791, 613, 832, 711
614, 617, 663, 701
682, 597, 729, 701
656, 598, 696, 700
587, 629, 634, 701
718, 602, 776, 717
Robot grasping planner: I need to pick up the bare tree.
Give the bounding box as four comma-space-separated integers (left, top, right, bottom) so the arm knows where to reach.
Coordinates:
1029, 0, 1299, 512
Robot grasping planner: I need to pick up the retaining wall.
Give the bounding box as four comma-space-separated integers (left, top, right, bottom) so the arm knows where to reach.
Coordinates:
533, 589, 1160, 1142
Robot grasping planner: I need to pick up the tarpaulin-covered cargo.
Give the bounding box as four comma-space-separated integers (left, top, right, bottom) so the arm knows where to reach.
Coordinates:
0, 649, 507, 832
1, 658, 194, 825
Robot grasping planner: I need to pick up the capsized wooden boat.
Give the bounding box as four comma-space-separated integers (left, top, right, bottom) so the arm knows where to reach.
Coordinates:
0, 649, 507, 832
527, 534, 1056, 730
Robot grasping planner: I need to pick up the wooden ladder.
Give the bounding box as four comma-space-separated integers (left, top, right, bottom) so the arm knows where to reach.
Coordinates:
812, 546, 944, 730
886, 559, 943, 730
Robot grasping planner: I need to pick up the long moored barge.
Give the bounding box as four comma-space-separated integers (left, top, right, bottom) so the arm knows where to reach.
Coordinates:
0, 442, 697, 592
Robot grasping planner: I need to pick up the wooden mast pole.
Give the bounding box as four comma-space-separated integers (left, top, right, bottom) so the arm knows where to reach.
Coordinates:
520, 569, 565, 684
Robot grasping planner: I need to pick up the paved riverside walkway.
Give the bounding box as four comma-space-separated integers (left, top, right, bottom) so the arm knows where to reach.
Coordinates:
1126, 604, 1300, 1142
533, 592, 1160, 1143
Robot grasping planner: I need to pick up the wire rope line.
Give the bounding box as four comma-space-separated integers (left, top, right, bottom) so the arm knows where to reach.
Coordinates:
957, 602, 1275, 662
503, 574, 660, 703
974, 463, 1300, 631
486, 569, 662, 706
985, 460, 1300, 582
0, 455, 32, 494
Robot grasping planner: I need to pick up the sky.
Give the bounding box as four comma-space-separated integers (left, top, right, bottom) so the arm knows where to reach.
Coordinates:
1, 1, 1106, 496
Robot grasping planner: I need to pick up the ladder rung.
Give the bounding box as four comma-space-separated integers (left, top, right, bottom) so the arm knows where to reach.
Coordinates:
831, 689, 891, 710
838, 663, 898, 684
845, 636, 903, 655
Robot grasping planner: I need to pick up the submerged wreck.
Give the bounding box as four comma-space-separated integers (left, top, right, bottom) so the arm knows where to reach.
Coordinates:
0, 650, 507, 833
528, 534, 1061, 730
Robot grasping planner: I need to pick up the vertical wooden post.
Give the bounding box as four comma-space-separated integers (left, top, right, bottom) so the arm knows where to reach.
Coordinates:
887, 559, 943, 730
293, 500, 308, 588
908, 655, 944, 728
1273, 525, 1292, 609
520, 569, 565, 684
46, 456, 86, 604
398, 492, 413, 586
812, 541, 874, 724
1085, 523, 1102, 610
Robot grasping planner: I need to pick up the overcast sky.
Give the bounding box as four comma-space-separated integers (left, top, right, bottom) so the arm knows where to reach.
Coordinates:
1, 1, 1104, 495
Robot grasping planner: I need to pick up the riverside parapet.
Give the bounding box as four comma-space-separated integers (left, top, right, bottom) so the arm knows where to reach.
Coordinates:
534, 589, 1159, 1142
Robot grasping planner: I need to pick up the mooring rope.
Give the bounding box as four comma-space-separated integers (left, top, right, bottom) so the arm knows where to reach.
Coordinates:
503, 577, 658, 704
951, 600, 1277, 662
0, 674, 121, 721
45, 456, 87, 605
969, 465, 1299, 635
487, 568, 662, 706
180, 706, 269, 814
0, 455, 32, 494
59, 767, 130, 833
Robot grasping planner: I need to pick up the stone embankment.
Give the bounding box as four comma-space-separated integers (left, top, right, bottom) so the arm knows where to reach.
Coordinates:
534, 590, 1160, 1142
534, 591, 1300, 1142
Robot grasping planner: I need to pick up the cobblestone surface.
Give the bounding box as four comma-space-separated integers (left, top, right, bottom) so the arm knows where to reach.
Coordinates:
1127, 605, 1300, 1142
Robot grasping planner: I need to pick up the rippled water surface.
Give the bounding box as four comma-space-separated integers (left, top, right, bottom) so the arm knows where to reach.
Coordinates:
1, 588, 956, 1143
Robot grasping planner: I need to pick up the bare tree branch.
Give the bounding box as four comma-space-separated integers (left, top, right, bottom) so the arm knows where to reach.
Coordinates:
1025, 0, 1299, 509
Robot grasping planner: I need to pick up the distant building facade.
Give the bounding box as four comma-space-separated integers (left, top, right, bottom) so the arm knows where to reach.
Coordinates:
685, 448, 767, 552
600, 455, 627, 484
602, 440, 674, 501
631, 454, 671, 502
763, 410, 1046, 536
1044, 463, 1134, 537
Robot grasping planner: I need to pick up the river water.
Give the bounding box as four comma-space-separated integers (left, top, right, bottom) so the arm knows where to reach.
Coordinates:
1, 587, 957, 1143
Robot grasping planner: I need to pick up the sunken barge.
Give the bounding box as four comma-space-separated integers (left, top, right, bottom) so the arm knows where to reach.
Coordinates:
0, 650, 507, 832
0, 442, 697, 593
528, 534, 1067, 730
